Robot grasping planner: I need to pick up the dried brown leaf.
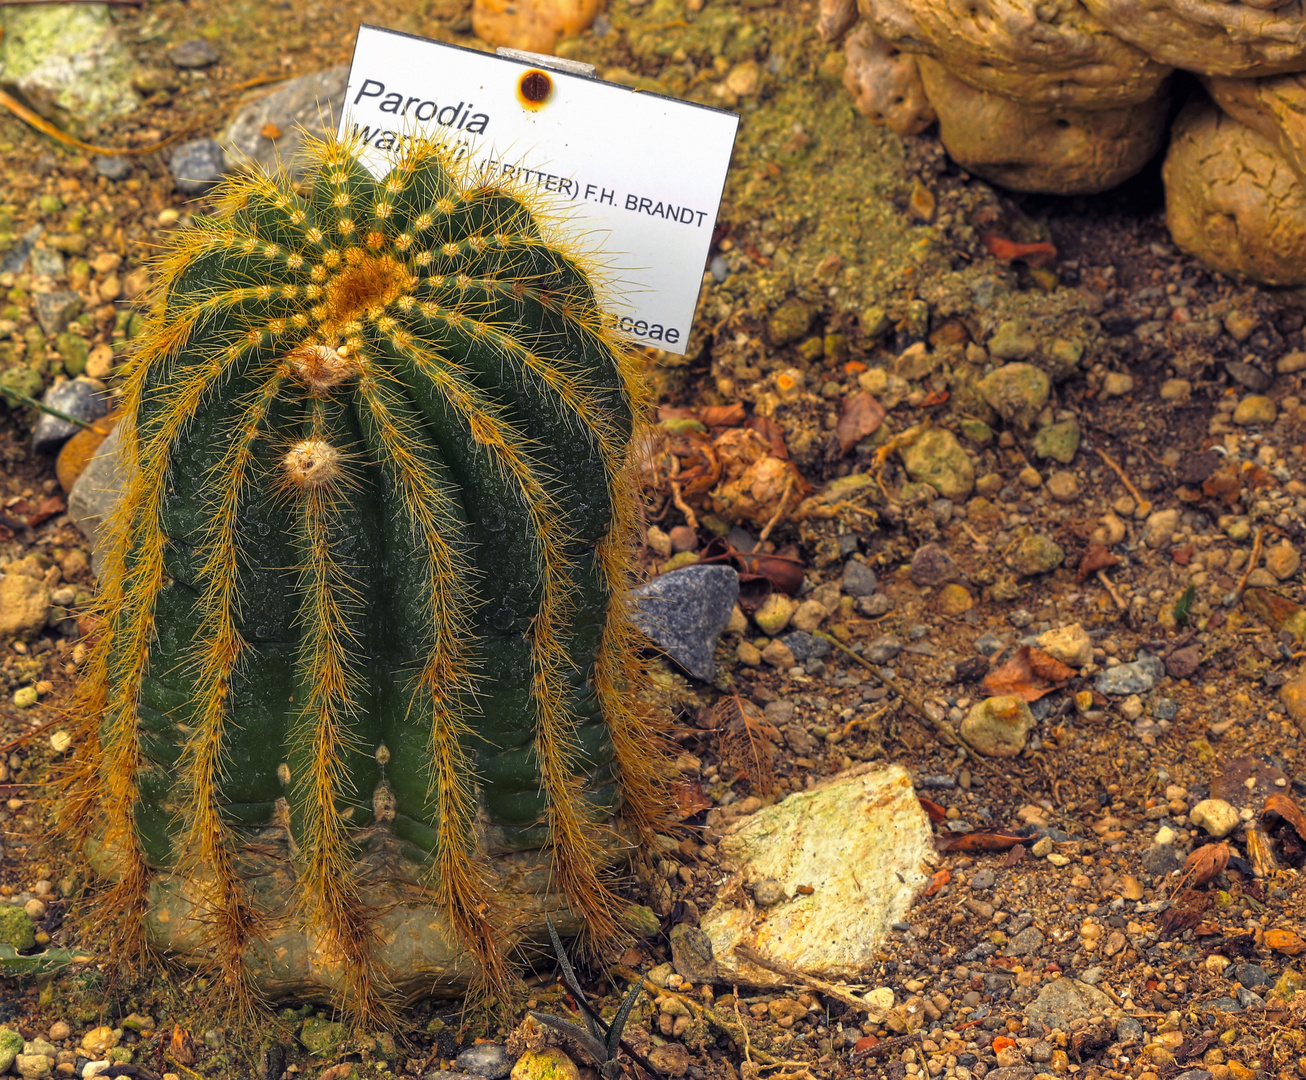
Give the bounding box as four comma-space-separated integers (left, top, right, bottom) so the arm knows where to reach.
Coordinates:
713, 695, 779, 796
1076, 544, 1120, 583
836, 391, 887, 457
938, 828, 1027, 853
1178, 841, 1229, 890
981, 645, 1075, 702
1264, 791, 1306, 843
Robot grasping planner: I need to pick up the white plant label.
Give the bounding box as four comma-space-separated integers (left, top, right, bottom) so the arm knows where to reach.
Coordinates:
339, 24, 740, 353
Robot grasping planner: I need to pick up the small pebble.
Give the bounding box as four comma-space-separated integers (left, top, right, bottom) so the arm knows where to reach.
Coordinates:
168, 39, 220, 68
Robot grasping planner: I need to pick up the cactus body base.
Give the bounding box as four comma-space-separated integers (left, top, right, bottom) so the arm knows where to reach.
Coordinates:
87, 821, 634, 1003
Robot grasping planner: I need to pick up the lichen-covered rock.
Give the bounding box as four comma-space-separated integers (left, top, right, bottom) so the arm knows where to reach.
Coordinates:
472, 0, 604, 54
918, 57, 1169, 195
1206, 72, 1306, 183
842, 26, 936, 137
858, 0, 1171, 109
1012, 534, 1066, 576
961, 696, 1036, 757
0, 6, 140, 127
978, 361, 1051, 430
1164, 99, 1306, 287
900, 427, 974, 500
1080, 0, 1306, 78
0, 906, 35, 950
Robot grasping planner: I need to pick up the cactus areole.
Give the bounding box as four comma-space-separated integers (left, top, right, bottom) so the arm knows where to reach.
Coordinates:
69, 136, 667, 1013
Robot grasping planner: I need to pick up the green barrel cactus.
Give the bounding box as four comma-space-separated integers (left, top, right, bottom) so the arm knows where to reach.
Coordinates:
66, 135, 667, 1016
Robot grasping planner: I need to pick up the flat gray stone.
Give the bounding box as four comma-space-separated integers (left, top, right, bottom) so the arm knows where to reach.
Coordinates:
1025, 977, 1116, 1031
220, 66, 349, 180
0, 225, 42, 274
169, 138, 227, 195
631, 564, 739, 682
168, 39, 219, 69
1095, 653, 1165, 696
779, 630, 830, 663
32, 289, 80, 336
31, 377, 109, 454
841, 559, 877, 597
68, 422, 124, 578
93, 155, 131, 181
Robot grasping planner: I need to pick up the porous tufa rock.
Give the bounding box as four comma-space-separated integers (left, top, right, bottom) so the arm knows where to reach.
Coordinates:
1163, 99, 1306, 287
842, 26, 937, 137
1205, 73, 1306, 182
917, 57, 1170, 195
819, 0, 859, 41
858, 0, 1171, 109
1080, 0, 1306, 77
472, 0, 605, 54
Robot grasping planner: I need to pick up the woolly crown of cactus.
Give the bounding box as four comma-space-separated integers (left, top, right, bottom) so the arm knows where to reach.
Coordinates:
64, 133, 667, 1017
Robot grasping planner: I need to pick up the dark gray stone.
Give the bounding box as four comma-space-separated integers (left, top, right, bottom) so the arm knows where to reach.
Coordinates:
670, 923, 718, 982
630, 564, 739, 682
909, 542, 959, 586
1175, 1071, 1212, 1080
424, 1073, 481, 1080
1115, 1017, 1143, 1044
1140, 842, 1183, 876
33, 289, 81, 336
1224, 361, 1271, 392
970, 868, 995, 890
221, 66, 349, 180
169, 138, 227, 195
1095, 653, 1165, 696
779, 630, 830, 663
93, 155, 132, 181
1232, 963, 1267, 987
1152, 698, 1178, 720
455, 1045, 512, 1079
1004, 927, 1045, 957
865, 635, 902, 663
32, 378, 110, 454
0, 225, 42, 274
974, 632, 1004, 655
841, 559, 877, 597
1208, 996, 1242, 1012
168, 39, 219, 68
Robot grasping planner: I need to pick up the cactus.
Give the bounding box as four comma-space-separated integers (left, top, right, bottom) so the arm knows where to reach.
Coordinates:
65, 134, 667, 1017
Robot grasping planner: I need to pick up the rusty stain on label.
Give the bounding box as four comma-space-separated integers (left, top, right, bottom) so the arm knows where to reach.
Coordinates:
517, 69, 553, 110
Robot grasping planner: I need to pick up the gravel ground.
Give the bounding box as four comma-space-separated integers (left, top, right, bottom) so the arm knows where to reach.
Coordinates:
1, 1, 1305, 1079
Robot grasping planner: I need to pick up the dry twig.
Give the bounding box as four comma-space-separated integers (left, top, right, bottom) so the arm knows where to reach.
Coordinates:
1095, 446, 1152, 516
1235, 526, 1267, 602
1096, 568, 1127, 612
732, 945, 869, 1015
